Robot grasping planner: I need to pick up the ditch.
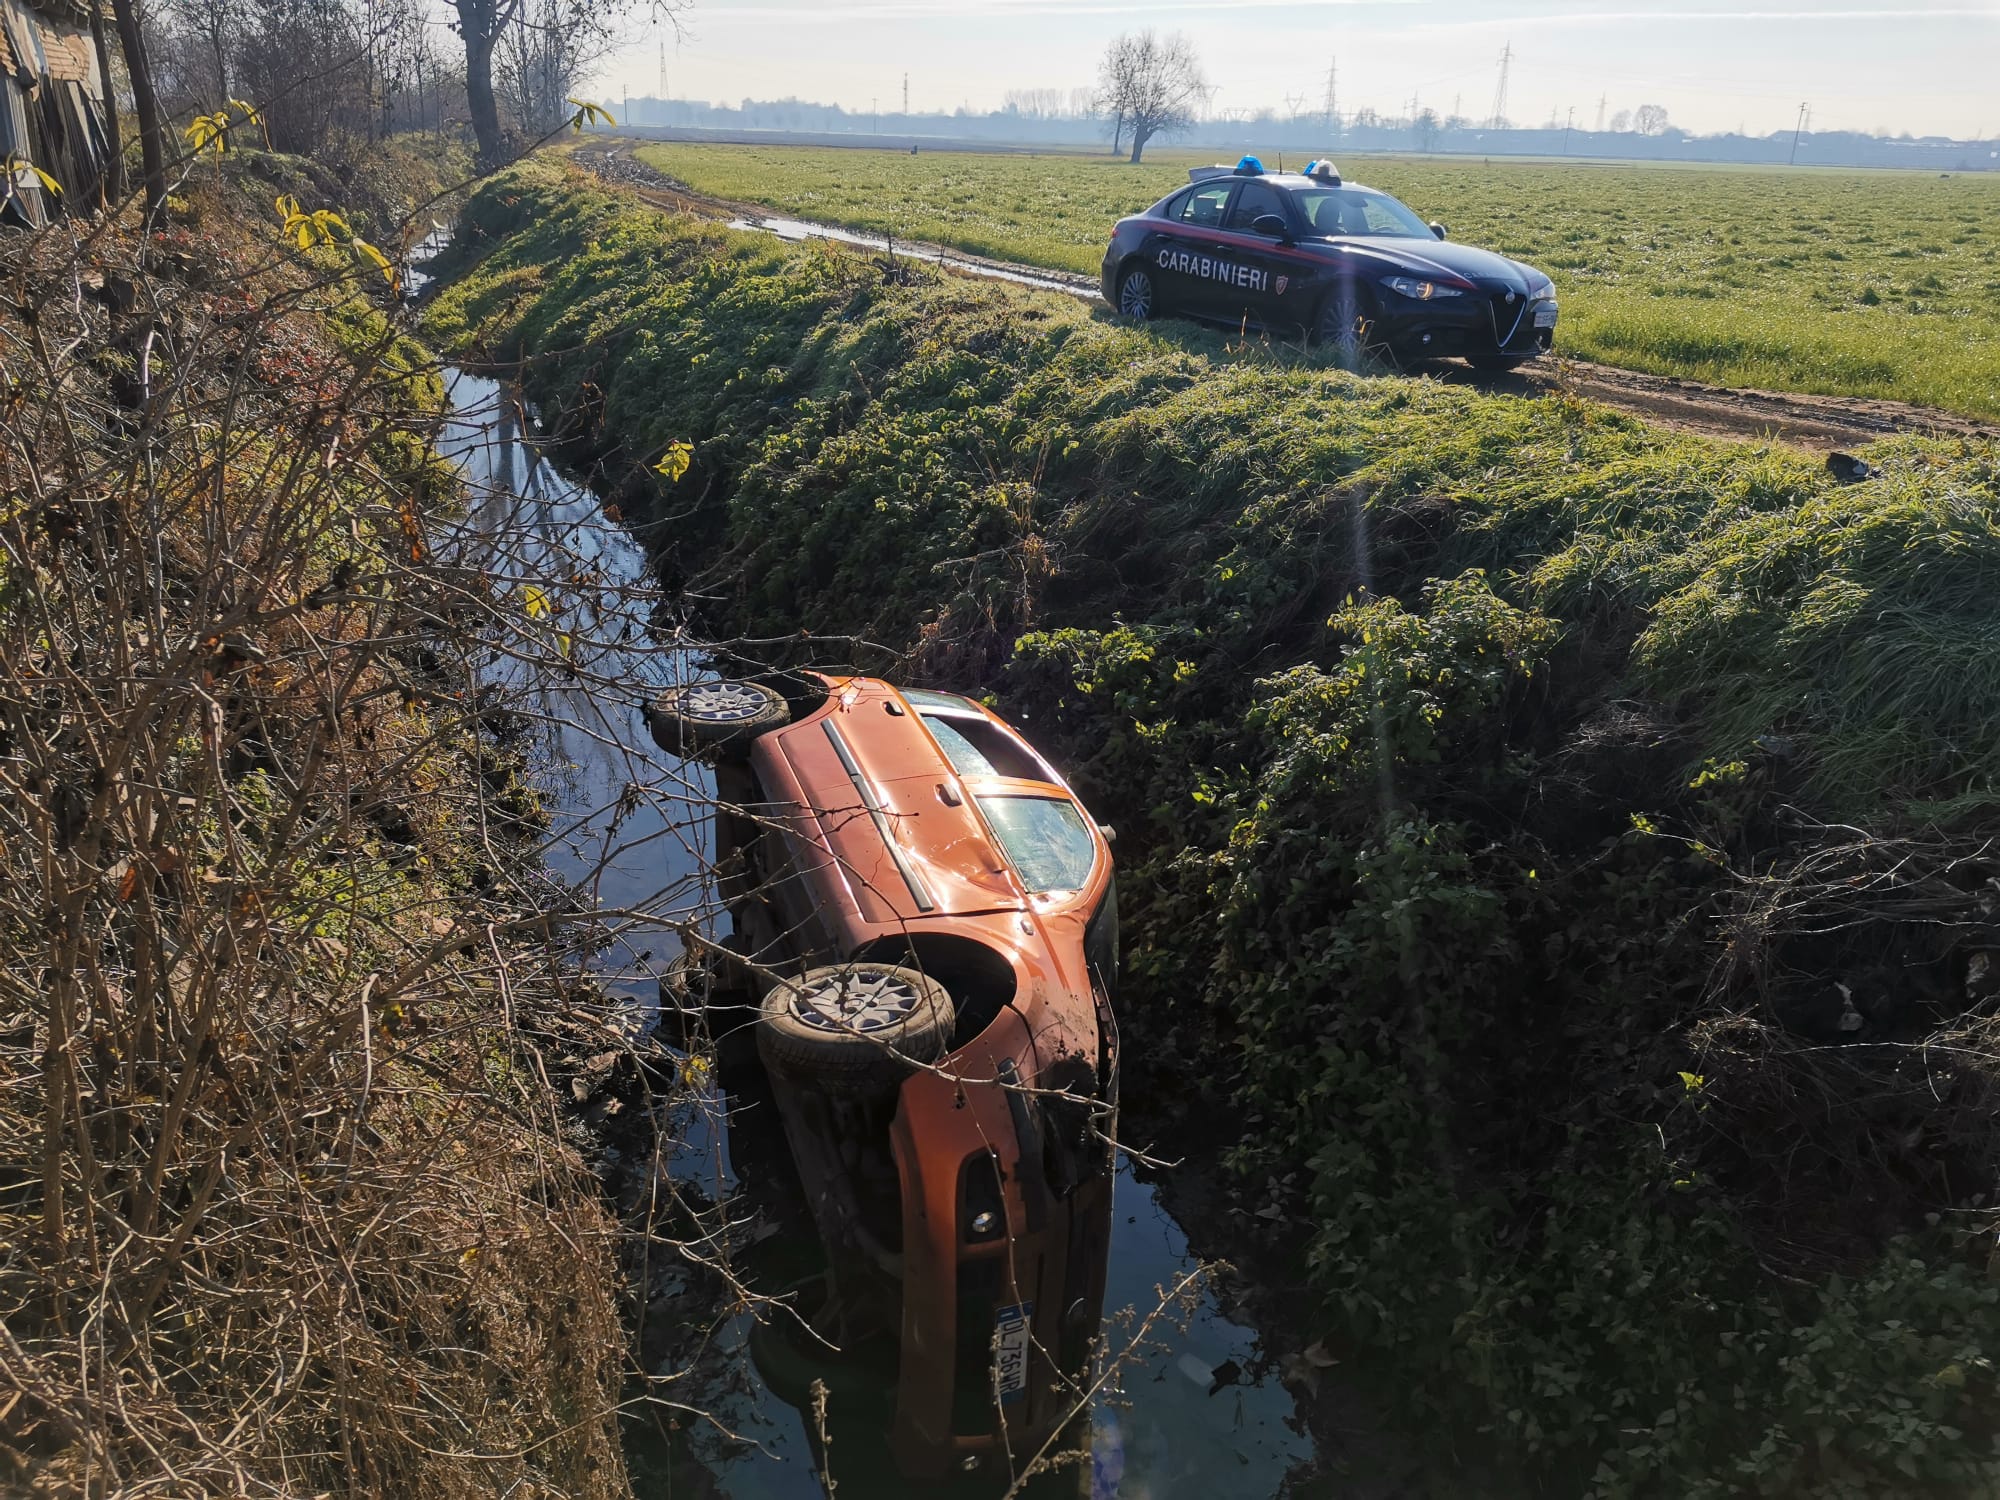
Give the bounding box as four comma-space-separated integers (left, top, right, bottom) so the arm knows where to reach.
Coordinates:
434, 368, 1361, 1499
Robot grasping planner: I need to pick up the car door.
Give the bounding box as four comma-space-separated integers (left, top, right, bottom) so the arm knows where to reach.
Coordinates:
1150, 180, 1237, 315
1213, 178, 1298, 328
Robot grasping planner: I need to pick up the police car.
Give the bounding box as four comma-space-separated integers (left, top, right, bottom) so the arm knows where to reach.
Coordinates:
1099, 157, 1558, 369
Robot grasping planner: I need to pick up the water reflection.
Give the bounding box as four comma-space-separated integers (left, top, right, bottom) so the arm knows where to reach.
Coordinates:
435, 369, 1316, 1500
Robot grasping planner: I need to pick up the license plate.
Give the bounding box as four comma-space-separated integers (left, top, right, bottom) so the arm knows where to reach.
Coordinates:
1533, 302, 1558, 328
994, 1302, 1033, 1404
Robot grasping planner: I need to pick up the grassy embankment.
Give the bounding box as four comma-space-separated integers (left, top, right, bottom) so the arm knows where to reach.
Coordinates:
0, 152, 631, 1495
632, 140, 2000, 420
433, 156, 2000, 1498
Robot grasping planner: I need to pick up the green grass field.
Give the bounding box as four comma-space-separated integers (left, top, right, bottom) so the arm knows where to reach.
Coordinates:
632, 141, 2000, 418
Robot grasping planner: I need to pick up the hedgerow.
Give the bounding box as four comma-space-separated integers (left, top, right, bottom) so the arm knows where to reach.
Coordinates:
430, 157, 2000, 1496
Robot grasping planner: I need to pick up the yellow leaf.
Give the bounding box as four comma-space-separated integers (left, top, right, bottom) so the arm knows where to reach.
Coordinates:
523, 585, 551, 620
652, 440, 693, 483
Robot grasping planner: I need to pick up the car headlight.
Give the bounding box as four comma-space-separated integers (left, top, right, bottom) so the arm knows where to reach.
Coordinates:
1383, 276, 1465, 301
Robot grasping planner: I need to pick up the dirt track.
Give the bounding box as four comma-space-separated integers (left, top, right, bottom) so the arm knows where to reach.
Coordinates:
577, 142, 1997, 453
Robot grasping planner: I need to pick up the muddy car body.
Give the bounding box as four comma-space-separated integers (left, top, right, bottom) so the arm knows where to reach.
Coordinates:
1100, 157, 1559, 368
650, 673, 1118, 1480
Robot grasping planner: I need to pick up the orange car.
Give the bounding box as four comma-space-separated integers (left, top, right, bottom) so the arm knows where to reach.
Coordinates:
649, 672, 1119, 1481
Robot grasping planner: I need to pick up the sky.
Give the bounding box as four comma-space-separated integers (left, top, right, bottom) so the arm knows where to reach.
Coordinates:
593, 0, 2000, 141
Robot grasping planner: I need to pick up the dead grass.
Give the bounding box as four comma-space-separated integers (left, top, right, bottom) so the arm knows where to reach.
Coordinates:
0, 171, 630, 1496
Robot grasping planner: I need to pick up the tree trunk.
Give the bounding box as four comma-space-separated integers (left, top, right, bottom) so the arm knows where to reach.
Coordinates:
107, 0, 164, 223
1110, 110, 1124, 157
464, 28, 503, 171
86, 0, 123, 205
1129, 125, 1151, 165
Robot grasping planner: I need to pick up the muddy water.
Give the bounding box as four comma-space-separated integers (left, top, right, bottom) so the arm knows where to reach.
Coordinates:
435, 370, 1318, 1498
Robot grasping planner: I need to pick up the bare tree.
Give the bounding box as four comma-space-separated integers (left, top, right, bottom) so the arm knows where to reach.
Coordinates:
1634, 102, 1669, 135
233, 0, 371, 155
1609, 108, 1632, 133
108, 0, 168, 221
450, 0, 686, 172
1095, 29, 1207, 164
497, 0, 618, 137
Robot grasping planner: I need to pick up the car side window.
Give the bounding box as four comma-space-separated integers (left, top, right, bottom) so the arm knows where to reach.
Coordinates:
1178, 185, 1233, 229
1224, 181, 1287, 233
921, 713, 1047, 782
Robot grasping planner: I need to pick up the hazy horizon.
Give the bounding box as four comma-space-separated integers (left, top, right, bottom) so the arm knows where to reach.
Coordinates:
592, 1, 1998, 144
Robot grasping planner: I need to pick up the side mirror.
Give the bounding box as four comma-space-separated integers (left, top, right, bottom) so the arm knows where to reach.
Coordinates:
1251, 213, 1292, 242
1430, 221, 1449, 240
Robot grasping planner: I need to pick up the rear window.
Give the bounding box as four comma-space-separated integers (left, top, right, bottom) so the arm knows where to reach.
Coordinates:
976, 795, 1096, 894
922, 713, 1047, 782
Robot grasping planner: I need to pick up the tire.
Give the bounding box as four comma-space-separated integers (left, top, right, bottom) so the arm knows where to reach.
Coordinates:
646, 678, 789, 758
1116, 264, 1158, 321
1314, 289, 1370, 369
660, 940, 762, 1068
756, 963, 955, 1088
1467, 354, 1535, 373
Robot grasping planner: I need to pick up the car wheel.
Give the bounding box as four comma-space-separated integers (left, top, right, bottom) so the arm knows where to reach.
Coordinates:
756, 963, 955, 1087
1116, 264, 1158, 321
646, 677, 790, 759
1314, 290, 1370, 369
1467, 354, 1535, 373
658, 944, 760, 1065
747, 1273, 893, 1410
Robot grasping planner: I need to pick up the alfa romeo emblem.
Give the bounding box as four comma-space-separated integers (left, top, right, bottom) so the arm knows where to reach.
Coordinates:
1505, 290, 1516, 304
1276, 275, 1289, 296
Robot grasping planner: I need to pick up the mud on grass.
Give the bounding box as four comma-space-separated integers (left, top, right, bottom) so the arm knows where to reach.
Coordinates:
433, 156, 2000, 1497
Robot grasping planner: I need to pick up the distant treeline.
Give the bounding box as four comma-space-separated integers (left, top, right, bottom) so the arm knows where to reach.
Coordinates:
616, 94, 1998, 171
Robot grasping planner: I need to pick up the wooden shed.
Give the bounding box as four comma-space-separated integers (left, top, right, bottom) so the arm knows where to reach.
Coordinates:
0, 0, 111, 221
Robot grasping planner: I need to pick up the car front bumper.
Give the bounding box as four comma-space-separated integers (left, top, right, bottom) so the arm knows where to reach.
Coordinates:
1373, 290, 1557, 360
888, 1008, 1115, 1478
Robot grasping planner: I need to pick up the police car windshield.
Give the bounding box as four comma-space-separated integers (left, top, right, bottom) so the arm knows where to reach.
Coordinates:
1293, 187, 1435, 239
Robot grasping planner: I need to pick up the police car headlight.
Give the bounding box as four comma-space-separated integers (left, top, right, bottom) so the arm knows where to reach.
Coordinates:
1383, 277, 1464, 301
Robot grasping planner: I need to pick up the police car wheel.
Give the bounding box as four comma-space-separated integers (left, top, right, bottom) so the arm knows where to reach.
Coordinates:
1316, 292, 1372, 364
1116, 266, 1157, 321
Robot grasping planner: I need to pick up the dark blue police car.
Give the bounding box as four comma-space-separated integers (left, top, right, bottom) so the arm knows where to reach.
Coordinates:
1099, 157, 1558, 369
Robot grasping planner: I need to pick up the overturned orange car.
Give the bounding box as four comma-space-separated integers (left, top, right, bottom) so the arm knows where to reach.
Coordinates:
649, 672, 1120, 1481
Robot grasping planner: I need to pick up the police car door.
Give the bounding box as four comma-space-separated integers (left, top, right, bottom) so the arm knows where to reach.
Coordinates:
1153, 181, 1237, 315
1214, 179, 1295, 328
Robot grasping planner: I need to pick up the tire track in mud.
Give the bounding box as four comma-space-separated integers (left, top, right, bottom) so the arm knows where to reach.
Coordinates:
576, 141, 1997, 454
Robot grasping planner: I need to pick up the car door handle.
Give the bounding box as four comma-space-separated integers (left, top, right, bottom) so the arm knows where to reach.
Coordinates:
937, 782, 962, 806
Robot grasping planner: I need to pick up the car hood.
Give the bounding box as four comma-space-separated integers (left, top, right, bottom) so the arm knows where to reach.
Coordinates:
1321, 236, 1544, 292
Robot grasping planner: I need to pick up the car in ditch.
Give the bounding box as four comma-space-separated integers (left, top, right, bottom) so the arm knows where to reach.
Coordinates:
1099, 156, 1559, 369
647, 672, 1119, 1483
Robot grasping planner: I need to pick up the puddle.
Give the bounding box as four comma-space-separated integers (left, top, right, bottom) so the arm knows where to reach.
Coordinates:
723, 214, 1097, 300
433, 365, 1317, 1499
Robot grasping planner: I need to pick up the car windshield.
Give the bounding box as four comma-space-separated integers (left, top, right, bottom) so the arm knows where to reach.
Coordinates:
976, 795, 1096, 895
1292, 187, 1435, 239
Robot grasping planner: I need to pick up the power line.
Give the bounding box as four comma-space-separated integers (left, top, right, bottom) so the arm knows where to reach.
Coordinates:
1789, 100, 1810, 164
1595, 92, 1607, 132
1323, 55, 1339, 135
902, 73, 909, 116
